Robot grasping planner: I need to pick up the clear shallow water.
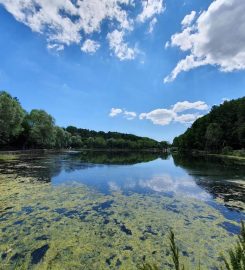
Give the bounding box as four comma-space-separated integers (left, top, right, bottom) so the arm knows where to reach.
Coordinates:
0, 151, 244, 269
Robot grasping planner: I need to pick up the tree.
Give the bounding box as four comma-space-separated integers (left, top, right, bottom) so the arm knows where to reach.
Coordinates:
237, 123, 245, 148
70, 135, 83, 148
173, 97, 245, 151
159, 141, 171, 149
0, 91, 25, 145
93, 137, 107, 148
0, 91, 166, 150
54, 127, 71, 149
205, 123, 223, 150
27, 110, 56, 148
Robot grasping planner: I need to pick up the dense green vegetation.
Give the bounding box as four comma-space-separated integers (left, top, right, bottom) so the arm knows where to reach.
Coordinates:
0, 91, 169, 150
173, 97, 245, 152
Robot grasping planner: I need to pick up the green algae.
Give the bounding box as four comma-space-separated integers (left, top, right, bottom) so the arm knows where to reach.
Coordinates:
0, 172, 243, 270
0, 154, 17, 161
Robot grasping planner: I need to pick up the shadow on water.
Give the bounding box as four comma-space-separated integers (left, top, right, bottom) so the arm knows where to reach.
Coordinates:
0, 151, 169, 182
172, 153, 245, 207
79, 151, 169, 165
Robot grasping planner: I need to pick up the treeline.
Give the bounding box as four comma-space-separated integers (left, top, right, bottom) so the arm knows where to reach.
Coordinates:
173, 97, 245, 151
0, 91, 169, 150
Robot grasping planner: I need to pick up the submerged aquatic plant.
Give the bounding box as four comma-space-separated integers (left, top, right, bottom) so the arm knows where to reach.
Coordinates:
139, 222, 245, 270
221, 221, 245, 270
138, 263, 160, 270
139, 230, 185, 270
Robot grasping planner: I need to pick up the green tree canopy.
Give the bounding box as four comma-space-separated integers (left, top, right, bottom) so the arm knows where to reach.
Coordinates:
173, 97, 245, 151
27, 109, 56, 148
0, 91, 25, 145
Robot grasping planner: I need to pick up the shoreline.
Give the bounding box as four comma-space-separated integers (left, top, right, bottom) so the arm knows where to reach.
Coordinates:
0, 148, 169, 155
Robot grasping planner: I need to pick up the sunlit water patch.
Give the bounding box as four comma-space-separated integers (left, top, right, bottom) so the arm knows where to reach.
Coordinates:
0, 151, 244, 269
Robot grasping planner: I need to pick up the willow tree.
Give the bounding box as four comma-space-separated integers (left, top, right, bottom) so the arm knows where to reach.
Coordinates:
0, 91, 25, 145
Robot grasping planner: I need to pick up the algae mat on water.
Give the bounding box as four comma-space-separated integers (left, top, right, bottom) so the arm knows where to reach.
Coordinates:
0, 174, 242, 270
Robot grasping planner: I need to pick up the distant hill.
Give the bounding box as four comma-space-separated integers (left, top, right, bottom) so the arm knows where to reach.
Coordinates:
173, 97, 245, 151
65, 125, 169, 150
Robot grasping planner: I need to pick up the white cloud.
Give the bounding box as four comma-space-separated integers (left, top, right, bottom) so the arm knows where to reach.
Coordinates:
139, 100, 208, 126
81, 39, 100, 54
221, 97, 230, 103
181, 11, 196, 27
0, 0, 165, 60
164, 55, 208, 83
165, 0, 245, 82
110, 101, 208, 125
172, 101, 209, 113
137, 0, 164, 22
107, 30, 137, 60
109, 108, 123, 117
139, 109, 175, 125
124, 111, 137, 120
47, 43, 64, 52
174, 113, 203, 124
109, 108, 137, 120
148, 17, 157, 33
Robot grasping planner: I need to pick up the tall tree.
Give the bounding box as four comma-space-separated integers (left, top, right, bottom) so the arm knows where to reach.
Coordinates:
27, 110, 56, 148
205, 123, 223, 150
0, 91, 25, 145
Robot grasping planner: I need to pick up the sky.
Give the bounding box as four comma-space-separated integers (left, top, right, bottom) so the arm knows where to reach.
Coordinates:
0, 0, 245, 142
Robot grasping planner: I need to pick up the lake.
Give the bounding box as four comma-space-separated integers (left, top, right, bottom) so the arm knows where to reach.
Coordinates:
0, 151, 244, 269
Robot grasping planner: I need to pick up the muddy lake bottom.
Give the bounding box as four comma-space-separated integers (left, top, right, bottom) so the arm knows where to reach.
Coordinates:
0, 151, 244, 269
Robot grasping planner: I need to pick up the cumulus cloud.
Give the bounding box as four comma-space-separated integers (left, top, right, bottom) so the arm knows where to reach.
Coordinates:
124, 111, 137, 120
107, 30, 137, 60
0, 0, 165, 60
174, 113, 203, 124
109, 108, 137, 119
165, 0, 245, 82
137, 0, 164, 22
109, 108, 123, 117
110, 101, 208, 125
139, 109, 175, 125
81, 39, 100, 54
172, 101, 209, 113
148, 17, 157, 33
181, 11, 196, 27
47, 43, 64, 52
139, 100, 208, 126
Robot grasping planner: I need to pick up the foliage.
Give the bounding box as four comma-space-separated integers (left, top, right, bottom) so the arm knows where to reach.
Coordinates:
173, 97, 245, 151
0, 91, 25, 145
66, 125, 169, 150
0, 91, 170, 150
222, 146, 233, 155
26, 110, 56, 148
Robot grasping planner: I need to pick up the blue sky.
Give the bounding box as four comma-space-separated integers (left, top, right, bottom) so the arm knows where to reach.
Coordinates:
0, 0, 245, 141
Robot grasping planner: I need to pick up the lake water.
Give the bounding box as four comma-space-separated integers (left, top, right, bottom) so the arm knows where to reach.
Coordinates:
0, 151, 244, 269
